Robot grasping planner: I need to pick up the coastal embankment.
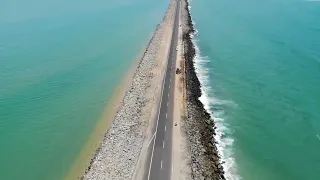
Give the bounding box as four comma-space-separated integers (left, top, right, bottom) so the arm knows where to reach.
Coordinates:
181, 0, 226, 179
81, 1, 176, 180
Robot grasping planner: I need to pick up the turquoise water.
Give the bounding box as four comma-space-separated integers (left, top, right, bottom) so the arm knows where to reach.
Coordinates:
0, 0, 168, 179
190, 0, 320, 179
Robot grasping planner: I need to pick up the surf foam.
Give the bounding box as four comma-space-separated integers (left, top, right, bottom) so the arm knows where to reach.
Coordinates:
188, 3, 240, 179
193, 39, 240, 180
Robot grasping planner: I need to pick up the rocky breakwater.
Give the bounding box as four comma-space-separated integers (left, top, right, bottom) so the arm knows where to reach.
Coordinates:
82, 2, 176, 180
182, 0, 226, 179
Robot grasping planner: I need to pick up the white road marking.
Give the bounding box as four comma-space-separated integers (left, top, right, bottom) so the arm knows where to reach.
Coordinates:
167, 102, 169, 106
169, 85, 170, 88
147, 4, 180, 179
168, 93, 169, 97
147, 45, 168, 180
166, 113, 167, 118
163, 141, 165, 148
165, 126, 166, 131
172, 164, 174, 173
147, 132, 156, 147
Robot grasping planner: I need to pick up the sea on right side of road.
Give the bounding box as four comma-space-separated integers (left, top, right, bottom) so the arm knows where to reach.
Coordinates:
179, 0, 226, 180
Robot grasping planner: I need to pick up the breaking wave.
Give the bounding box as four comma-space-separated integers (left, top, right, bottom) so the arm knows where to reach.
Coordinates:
188, 3, 240, 179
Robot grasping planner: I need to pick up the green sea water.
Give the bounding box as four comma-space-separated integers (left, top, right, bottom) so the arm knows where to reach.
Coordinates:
0, 0, 168, 179
190, 0, 320, 179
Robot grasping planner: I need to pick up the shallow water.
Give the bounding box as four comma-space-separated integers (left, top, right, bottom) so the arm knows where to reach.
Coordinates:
190, 0, 320, 179
0, 0, 168, 179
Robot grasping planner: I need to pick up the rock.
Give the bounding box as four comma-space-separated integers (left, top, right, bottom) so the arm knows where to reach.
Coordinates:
182, 0, 225, 179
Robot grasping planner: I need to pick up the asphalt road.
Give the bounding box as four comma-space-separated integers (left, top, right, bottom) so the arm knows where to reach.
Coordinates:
144, 1, 181, 180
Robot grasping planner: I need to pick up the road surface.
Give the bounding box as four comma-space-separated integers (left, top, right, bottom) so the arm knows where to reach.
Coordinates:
144, 1, 181, 180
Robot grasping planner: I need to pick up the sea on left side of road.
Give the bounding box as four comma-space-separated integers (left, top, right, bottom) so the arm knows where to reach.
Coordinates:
65, 1, 178, 180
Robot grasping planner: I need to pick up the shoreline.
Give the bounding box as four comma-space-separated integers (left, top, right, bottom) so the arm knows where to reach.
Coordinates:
64, 34, 154, 180
65, 7, 168, 180
182, 0, 226, 179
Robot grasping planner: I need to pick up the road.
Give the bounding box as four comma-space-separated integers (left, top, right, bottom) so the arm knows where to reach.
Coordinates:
144, 1, 181, 180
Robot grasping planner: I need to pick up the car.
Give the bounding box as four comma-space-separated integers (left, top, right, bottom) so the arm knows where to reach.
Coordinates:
176, 46, 178, 51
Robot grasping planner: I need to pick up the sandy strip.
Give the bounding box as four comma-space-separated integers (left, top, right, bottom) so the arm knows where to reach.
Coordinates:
65, 43, 150, 180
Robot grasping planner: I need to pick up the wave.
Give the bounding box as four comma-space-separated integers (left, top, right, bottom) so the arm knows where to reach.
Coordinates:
193, 39, 240, 180
188, 4, 240, 179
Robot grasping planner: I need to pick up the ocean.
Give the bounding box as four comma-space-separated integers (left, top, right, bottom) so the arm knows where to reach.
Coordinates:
0, 0, 168, 179
189, 0, 320, 179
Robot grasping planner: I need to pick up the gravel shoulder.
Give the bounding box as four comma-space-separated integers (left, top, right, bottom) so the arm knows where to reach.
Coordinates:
171, 0, 192, 179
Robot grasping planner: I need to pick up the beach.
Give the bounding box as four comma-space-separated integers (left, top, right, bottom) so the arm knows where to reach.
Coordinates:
64, 39, 151, 180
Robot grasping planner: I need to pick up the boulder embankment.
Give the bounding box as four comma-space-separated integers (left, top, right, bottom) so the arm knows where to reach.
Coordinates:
182, 0, 226, 179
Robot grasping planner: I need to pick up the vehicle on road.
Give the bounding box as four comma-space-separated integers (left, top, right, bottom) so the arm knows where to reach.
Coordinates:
176, 68, 181, 74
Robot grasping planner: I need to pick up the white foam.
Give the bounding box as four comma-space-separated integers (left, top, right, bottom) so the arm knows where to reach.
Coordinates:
193, 41, 240, 180
189, 18, 241, 180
